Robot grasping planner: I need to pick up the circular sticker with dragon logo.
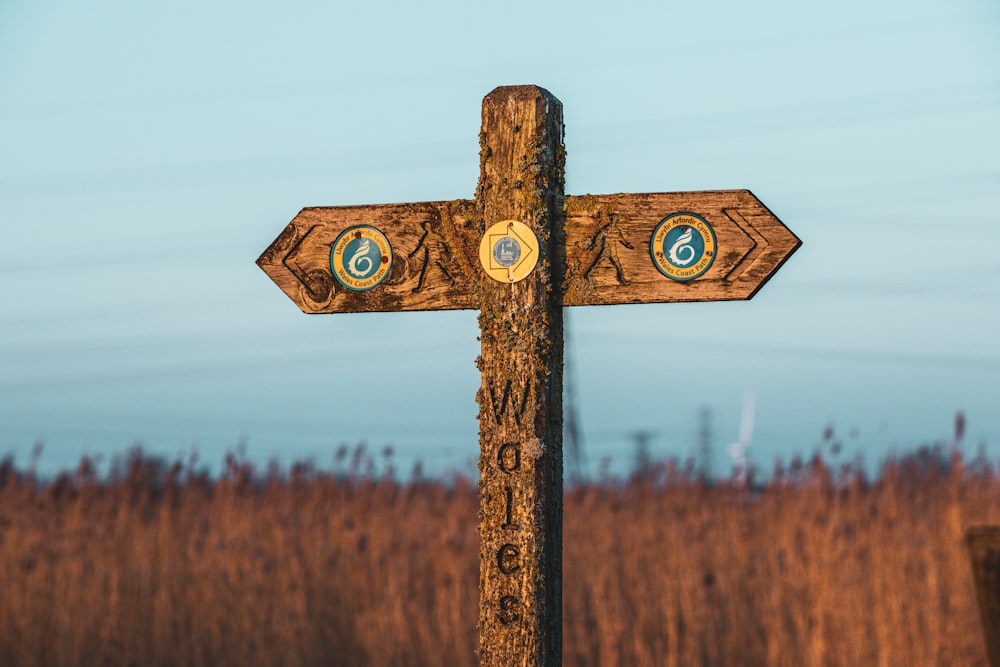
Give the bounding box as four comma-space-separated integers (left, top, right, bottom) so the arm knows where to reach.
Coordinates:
330, 225, 392, 291
650, 213, 717, 281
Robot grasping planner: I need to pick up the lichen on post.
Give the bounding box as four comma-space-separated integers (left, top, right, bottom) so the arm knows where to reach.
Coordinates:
474, 85, 565, 667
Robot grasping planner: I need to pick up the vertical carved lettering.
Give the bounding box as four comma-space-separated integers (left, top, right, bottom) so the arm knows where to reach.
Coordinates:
498, 443, 521, 473
488, 378, 531, 426
498, 595, 520, 626
497, 543, 521, 575
502, 485, 514, 529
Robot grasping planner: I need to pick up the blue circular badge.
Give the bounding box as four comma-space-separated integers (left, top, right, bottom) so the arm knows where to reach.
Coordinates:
650, 213, 717, 282
492, 237, 522, 267
330, 225, 392, 291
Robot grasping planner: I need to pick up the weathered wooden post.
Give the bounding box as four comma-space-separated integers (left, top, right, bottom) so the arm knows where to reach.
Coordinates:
257, 84, 799, 666
474, 86, 565, 665
968, 527, 1000, 666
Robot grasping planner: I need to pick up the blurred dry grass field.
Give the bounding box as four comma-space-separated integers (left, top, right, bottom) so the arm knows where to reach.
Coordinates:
0, 447, 995, 666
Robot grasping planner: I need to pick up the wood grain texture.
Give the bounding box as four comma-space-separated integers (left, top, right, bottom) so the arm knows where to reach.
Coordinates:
563, 189, 801, 306
257, 191, 799, 313
967, 527, 1000, 667
474, 85, 564, 667
255, 200, 480, 313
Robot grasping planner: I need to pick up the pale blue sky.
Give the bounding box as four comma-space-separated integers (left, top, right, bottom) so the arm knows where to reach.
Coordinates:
1, 0, 998, 477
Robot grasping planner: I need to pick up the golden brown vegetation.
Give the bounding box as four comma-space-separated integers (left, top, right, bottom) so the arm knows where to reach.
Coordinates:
0, 447, 995, 666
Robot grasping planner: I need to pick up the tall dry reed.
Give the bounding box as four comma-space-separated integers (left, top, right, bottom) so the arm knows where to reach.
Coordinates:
0, 447, 995, 666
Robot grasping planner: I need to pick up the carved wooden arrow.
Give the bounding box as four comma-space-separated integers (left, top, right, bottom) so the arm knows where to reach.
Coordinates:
258, 190, 800, 314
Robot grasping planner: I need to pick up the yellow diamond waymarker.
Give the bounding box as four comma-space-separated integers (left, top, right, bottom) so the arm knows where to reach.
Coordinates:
478, 220, 539, 283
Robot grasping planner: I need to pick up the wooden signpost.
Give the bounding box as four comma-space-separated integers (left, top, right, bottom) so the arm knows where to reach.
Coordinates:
257, 85, 800, 666
968, 527, 1000, 666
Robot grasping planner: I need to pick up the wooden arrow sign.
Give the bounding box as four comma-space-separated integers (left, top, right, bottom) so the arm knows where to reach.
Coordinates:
257, 191, 799, 314
256, 85, 799, 667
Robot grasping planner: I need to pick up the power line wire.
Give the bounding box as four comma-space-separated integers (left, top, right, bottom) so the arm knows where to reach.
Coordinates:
583, 334, 1000, 372
4, 324, 997, 397
1, 81, 996, 201
2, 12, 991, 119
1, 166, 997, 279
0, 339, 474, 394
